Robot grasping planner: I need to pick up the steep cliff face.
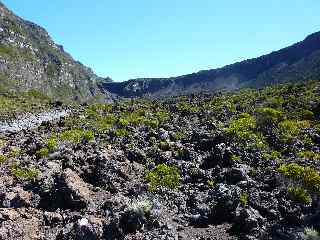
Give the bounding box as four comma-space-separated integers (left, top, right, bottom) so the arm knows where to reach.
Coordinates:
0, 2, 111, 101
102, 31, 320, 98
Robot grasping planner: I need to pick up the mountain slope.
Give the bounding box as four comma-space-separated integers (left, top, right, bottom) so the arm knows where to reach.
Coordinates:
102, 31, 320, 97
0, 2, 112, 102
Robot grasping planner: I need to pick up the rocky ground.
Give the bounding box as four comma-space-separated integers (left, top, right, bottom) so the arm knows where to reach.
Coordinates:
1, 81, 320, 240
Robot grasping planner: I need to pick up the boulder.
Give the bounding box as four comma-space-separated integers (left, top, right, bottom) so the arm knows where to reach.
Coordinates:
60, 168, 92, 209
235, 206, 265, 236
208, 184, 242, 221
2, 187, 35, 208
75, 218, 98, 240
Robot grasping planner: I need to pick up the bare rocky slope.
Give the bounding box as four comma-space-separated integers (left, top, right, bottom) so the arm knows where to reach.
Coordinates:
102, 31, 320, 98
0, 1, 112, 102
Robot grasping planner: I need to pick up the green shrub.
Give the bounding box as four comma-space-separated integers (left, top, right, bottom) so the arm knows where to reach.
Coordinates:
46, 63, 59, 78
173, 129, 187, 141
11, 163, 39, 181
118, 118, 129, 127
159, 141, 170, 151
47, 137, 57, 152
278, 120, 311, 143
83, 130, 95, 141
278, 163, 305, 180
94, 114, 117, 131
144, 119, 159, 128
9, 147, 21, 158
25, 90, 50, 101
36, 148, 49, 157
0, 139, 6, 147
240, 192, 249, 207
230, 154, 240, 162
0, 45, 17, 58
0, 154, 6, 164
304, 167, 320, 193
226, 113, 256, 136
176, 102, 199, 113
145, 164, 181, 192
155, 111, 169, 123
207, 179, 216, 188
114, 128, 128, 137
60, 129, 93, 143
262, 151, 281, 160
175, 148, 187, 159
288, 187, 312, 204
298, 151, 320, 161
60, 129, 83, 143
300, 109, 315, 120
127, 114, 145, 126
256, 107, 283, 125
303, 227, 320, 240
211, 97, 236, 114
278, 163, 320, 194
225, 114, 266, 149
264, 96, 284, 109
84, 104, 112, 117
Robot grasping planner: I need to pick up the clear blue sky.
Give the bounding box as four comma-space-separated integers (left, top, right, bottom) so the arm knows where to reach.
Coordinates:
2, 0, 320, 82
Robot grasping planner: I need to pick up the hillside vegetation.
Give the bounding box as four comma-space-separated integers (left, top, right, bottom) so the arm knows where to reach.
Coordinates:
0, 89, 53, 119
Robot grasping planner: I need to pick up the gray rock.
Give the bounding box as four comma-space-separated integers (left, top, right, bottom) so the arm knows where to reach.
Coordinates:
60, 168, 92, 209
2, 187, 35, 208
208, 183, 242, 220
75, 218, 98, 240
235, 206, 265, 235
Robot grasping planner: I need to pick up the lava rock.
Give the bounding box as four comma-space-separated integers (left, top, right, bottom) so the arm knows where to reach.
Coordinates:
2, 187, 35, 208
60, 168, 92, 210
75, 218, 98, 240
208, 183, 242, 221
235, 206, 265, 237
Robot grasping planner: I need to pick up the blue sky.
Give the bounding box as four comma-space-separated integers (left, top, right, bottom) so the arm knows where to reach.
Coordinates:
2, 0, 320, 82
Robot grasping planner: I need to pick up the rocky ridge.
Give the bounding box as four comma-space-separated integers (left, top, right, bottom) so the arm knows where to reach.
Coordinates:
0, 1, 112, 102
102, 31, 320, 98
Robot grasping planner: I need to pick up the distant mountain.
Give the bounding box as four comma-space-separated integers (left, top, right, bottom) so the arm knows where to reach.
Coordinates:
0, 1, 113, 102
102, 31, 320, 97
2, 0, 319, 101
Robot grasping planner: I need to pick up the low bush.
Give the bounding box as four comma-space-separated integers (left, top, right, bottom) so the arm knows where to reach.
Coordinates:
0, 154, 6, 163
288, 187, 312, 204
256, 107, 283, 126
47, 137, 57, 151
11, 163, 39, 181
114, 128, 129, 137
35, 148, 49, 157
176, 102, 199, 113
83, 130, 95, 141
145, 164, 181, 192
225, 113, 266, 149
239, 192, 249, 207
278, 120, 311, 143
303, 227, 320, 240
60, 129, 94, 143
262, 151, 282, 160
118, 118, 129, 127
9, 147, 21, 158
278, 163, 320, 194
144, 119, 159, 128
298, 151, 320, 161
